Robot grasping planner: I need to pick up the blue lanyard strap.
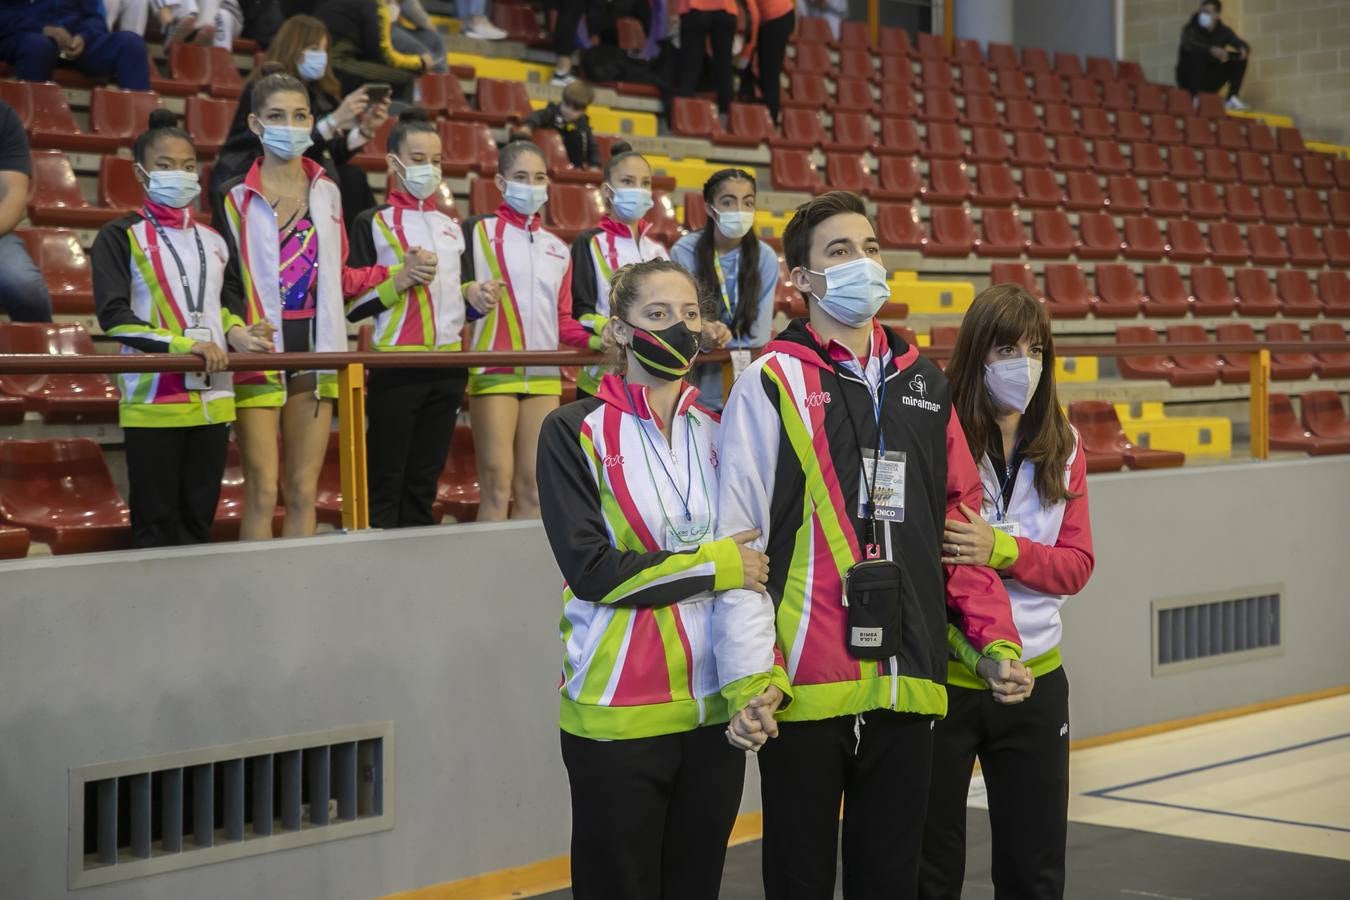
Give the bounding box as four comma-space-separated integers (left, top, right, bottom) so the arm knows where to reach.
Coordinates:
633, 400, 708, 531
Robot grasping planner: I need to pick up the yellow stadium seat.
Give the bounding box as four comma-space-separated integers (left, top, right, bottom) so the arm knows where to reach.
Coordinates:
587, 107, 659, 138
446, 52, 553, 84
753, 209, 793, 240
891, 275, 975, 315
648, 155, 758, 192
1114, 403, 1233, 458
1055, 356, 1099, 383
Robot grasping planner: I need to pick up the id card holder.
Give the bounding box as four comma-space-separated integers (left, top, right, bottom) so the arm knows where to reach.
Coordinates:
666, 515, 712, 551
858, 450, 906, 523
991, 519, 1022, 538
182, 327, 214, 391
730, 349, 752, 380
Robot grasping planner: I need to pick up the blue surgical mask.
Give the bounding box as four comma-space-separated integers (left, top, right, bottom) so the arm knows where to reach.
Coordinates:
504, 181, 548, 217
712, 208, 754, 240
1197, 11, 1214, 28
259, 125, 313, 160
806, 257, 891, 327
607, 185, 653, 221
297, 49, 328, 82
394, 158, 441, 201
139, 166, 201, 209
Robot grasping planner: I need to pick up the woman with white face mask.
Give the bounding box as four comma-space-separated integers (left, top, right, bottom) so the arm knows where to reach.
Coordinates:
671, 168, 776, 409
91, 110, 273, 547
919, 284, 1096, 900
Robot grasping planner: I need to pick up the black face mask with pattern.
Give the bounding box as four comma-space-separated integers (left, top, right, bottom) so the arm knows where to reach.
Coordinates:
626, 321, 700, 381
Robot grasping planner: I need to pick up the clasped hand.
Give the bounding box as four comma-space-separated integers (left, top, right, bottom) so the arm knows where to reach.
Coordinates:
726, 686, 784, 751
976, 657, 1035, 704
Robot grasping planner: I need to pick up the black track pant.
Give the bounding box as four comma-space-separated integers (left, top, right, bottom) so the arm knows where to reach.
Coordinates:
123, 423, 230, 548
678, 10, 737, 113
561, 724, 746, 900
741, 10, 795, 123
758, 709, 936, 900
1177, 52, 1247, 97
365, 367, 466, 529
919, 666, 1071, 900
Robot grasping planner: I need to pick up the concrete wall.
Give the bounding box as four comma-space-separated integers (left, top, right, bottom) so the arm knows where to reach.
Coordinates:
1010, 0, 1117, 60
1, 458, 1347, 898
1123, 0, 1350, 144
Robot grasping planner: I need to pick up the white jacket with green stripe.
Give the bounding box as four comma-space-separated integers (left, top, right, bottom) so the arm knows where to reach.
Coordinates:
92, 204, 238, 428
536, 373, 748, 741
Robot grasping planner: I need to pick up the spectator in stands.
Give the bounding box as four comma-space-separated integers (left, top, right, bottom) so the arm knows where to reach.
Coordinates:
103, 0, 151, 34
676, 0, 756, 116
671, 168, 774, 410
920, 284, 1094, 900
735, 0, 792, 124
316, 0, 436, 103
460, 138, 587, 521
1176, 0, 1250, 111
0, 99, 53, 322
217, 70, 433, 539
796, 0, 843, 40
157, 1, 247, 50
454, 0, 507, 42
711, 191, 1024, 898
515, 80, 601, 170
0, 0, 152, 90
92, 110, 273, 548
536, 258, 769, 900
569, 143, 683, 400
347, 109, 502, 528
212, 17, 387, 228
389, 1, 454, 72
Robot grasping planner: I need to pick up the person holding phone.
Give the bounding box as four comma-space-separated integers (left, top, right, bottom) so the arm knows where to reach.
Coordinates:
92, 110, 273, 548
217, 71, 433, 541
537, 258, 770, 899
919, 284, 1094, 900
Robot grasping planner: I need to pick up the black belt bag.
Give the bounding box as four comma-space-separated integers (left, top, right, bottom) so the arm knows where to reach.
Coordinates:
843, 558, 904, 659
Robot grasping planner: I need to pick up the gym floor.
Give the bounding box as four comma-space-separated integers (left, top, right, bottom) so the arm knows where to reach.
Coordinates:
541, 695, 1350, 898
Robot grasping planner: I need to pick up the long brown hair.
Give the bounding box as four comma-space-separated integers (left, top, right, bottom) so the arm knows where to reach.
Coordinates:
265, 15, 341, 101
946, 284, 1076, 507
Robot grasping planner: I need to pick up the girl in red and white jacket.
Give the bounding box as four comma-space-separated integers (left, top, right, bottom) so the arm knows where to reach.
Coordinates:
919, 284, 1095, 900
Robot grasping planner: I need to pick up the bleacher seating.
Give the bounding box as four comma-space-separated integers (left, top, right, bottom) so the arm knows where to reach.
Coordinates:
0, 438, 131, 553
1069, 400, 1185, 469
0, 323, 119, 422
1270, 394, 1350, 455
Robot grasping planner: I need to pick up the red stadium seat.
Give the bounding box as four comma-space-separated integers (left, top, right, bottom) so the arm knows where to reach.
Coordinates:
1301, 391, 1350, 438
1320, 270, 1350, 313
1069, 400, 1186, 469
0, 523, 29, 558
1277, 127, 1306, 155
1286, 225, 1327, 267
1235, 151, 1269, 185
975, 208, 1029, 257
718, 104, 775, 148
1164, 218, 1210, 263
1002, 99, 1040, 132
1238, 120, 1273, 154
825, 153, 876, 194
870, 156, 922, 201
1150, 114, 1182, 146
790, 43, 832, 74
799, 15, 836, 46
672, 97, 723, 141
1233, 268, 1282, 316
430, 180, 460, 222
881, 55, 916, 85
1078, 107, 1114, 140
1053, 135, 1092, 171
469, 176, 502, 215
1309, 323, 1350, 376
987, 43, 1018, 70
1117, 60, 1146, 82
968, 127, 1010, 164
1122, 216, 1166, 260
0, 439, 130, 553
438, 120, 496, 177
1043, 263, 1094, 318
921, 60, 954, 90
839, 52, 877, 82
1190, 265, 1238, 316
1215, 118, 1246, 151
1195, 93, 1226, 118
1165, 87, 1194, 118
878, 26, 913, 57
464, 79, 532, 124
924, 206, 977, 257
1168, 147, 1204, 181
1053, 51, 1084, 79
1268, 394, 1350, 454
1029, 210, 1077, 258
491, 2, 547, 43
1165, 324, 1223, 376
1095, 265, 1145, 317
1246, 224, 1288, 266
878, 83, 919, 119
1294, 188, 1331, 226
834, 77, 876, 113
1116, 326, 1214, 384
954, 39, 984, 64
1217, 324, 1309, 382
925, 122, 966, 159
644, 190, 682, 247
1106, 175, 1147, 214
1092, 141, 1130, 175
1077, 212, 1124, 260
1327, 228, 1350, 267
1011, 132, 1052, 168
15, 228, 94, 315
1030, 72, 1066, 105
0, 323, 119, 423
90, 87, 164, 146
1270, 154, 1304, 188
1146, 178, 1186, 218
974, 163, 1019, 206
1019, 168, 1064, 208
546, 183, 604, 240
0, 81, 119, 153
1068, 77, 1101, 108
415, 72, 468, 117
183, 95, 233, 155
779, 108, 827, 149
1143, 264, 1193, 317
1086, 56, 1115, 81
1302, 154, 1335, 190
211, 440, 283, 541
874, 204, 928, 251
958, 63, 994, 94
1184, 116, 1215, 147
1064, 171, 1105, 211
1134, 83, 1167, 114
1274, 269, 1322, 318
169, 43, 243, 99
1199, 149, 1235, 184
828, 111, 875, 152
1264, 322, 1327, 376
990, 262, 1044, 301
352, 118, 397, 172
916, 32, 947, 60
1101, 81, 1133, 112
1330, 193, 1350, 228
25, 150, 115, 227
961, 94, 1002, 128
770, 149, 823, 192
920, 89, 961, 123
682, 191, 707, 232
876, 117, 921, 156
1207, 222, 1249, 263
1223, 184, 1262, 223
1186, 181, 1224, 219
1042, 104, 1077, 136
435, 424, 481, 523
1131, 143, 1168, 178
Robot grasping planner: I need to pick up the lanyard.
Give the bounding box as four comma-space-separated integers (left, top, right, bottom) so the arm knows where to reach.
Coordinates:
986, 443, 1025, 522
832, 355, 888, 557
145, 209, 207, 326
633, 402, 711, 539
712, 251, 733, 319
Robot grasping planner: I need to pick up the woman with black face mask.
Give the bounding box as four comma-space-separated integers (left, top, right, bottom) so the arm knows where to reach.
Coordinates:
535, 258, 773, 899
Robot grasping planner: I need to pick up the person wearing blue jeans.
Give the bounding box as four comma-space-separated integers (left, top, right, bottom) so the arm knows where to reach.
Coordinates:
0, 0, 151, 91
0, 99, 53, 322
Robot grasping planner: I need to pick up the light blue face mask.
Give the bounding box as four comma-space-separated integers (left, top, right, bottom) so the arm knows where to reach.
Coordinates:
503, 181, 548, 216
607, 185, 653, 222
806, 257, 891, 327
139, 166, 201, 209
258, 124, 314, 161
297, 49, 327, 82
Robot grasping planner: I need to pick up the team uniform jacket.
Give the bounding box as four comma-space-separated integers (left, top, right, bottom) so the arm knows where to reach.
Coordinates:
460, 203, 588, 395
218, 157, 394, 405
569, 215, 670, 394
92, 202, 237, 428
346, 189, 479, 350
948, 429, 1095, 690
537, 374, 746, 740
712, 319, 1022, 722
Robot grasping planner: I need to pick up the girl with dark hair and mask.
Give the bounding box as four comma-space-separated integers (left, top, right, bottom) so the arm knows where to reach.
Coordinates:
671, 167, 777, 409
536, 258, 770, 900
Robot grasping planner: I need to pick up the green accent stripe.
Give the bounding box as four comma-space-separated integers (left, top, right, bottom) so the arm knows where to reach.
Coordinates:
129, 232, 184, 335
560, 692, 730, 741
947, 646, 1062, 691
575, 606, 632, 705
778, 675, 947, 722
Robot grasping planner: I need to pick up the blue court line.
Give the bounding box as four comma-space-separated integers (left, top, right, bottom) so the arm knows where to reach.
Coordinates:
1083, 732, 1350, 835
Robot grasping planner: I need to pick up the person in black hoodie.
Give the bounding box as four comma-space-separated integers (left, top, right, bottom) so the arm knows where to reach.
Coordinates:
515, 79, 601, 170
1176, 0, 1251, 110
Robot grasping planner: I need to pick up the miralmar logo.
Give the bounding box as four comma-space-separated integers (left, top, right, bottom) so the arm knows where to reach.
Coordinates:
903, 373, 941, 413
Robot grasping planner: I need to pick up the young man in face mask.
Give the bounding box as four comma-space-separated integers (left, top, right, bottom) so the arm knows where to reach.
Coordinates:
1176, 0, 1251, 110
710, 191, 1029, 899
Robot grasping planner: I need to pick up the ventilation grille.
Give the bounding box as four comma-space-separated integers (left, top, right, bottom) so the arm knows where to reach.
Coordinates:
1152, 586, 1283, 675
69, 722, 394, 889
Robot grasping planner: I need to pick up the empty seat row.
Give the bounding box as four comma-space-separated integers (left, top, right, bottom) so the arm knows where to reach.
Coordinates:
1067, 401, 1185, 471
1270, 392, 1350, 455
1115, 322, 1350, 386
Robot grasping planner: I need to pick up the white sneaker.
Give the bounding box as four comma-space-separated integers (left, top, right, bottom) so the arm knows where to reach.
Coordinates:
463, 21, 508, 41
1225, 95, 1250, 111
550, 70, 577, 87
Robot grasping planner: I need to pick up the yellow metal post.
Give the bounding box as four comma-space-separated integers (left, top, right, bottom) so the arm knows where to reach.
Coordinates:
338, 362, 370, 529
868, 0, 879, 43
1248, 348, 1270, 460
944, 0, 955, 54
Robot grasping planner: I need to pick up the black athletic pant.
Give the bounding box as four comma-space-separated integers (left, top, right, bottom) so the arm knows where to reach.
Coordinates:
919, 667, 1071, 900
743, 10, 794, 123
365, 366, 466, 529
758, 709, 936, 900
1177, 52, 1247, 97
678, 10, 737, 114
561, 724, 746, 899
123, 423, 230, 548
